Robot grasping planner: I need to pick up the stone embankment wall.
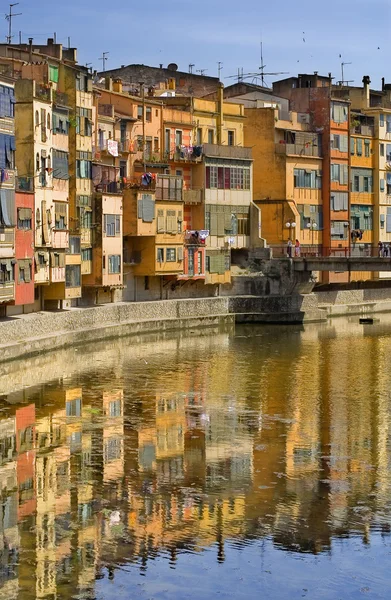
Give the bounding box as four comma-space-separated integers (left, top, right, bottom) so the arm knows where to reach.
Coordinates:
3, 287, 391, 364
0, 298, 233, 363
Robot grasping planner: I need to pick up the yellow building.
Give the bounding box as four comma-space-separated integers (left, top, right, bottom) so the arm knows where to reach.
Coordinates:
244, 107, 323, 255
163, 89, 253, 285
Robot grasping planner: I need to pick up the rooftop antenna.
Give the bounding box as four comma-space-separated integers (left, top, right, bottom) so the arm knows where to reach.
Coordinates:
217, 61, 223, 81
5, 3, 22, 44
340, 61, 352, 86
189, 63, 195, 74
100, 51, 109, 72
196, 69, 207, 76
86, 62, 92, 73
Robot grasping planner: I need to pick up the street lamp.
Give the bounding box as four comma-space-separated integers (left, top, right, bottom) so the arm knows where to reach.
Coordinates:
285, 220, 296, 257
306, 220, 317, 247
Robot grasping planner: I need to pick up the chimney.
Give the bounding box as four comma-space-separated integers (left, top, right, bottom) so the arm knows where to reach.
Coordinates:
217, 82, 224, 145
382, 77, 385, 92
28, 38, 33, 63
113, 78, 122, 93
362, 75, 371, 108
105, 77, 113, 91
47, 38, 54, 46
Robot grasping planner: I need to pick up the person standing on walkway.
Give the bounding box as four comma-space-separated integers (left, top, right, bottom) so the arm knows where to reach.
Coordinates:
295, 239, 301, 257
378, 241, 383, 257
287, 239, 293, 258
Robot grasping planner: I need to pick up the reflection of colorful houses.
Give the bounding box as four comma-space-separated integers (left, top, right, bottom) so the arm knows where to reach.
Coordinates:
15, 404, 36, 519
0, 416, 18, 600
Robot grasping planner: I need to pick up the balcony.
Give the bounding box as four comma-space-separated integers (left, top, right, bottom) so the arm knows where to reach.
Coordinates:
185, 230, 208, 246
0, 228, 14, 247
0, 281, 14, 302
203, 143, 252, 160
16, 176, 34, 192
275, 142, 322, 157
35, 83, 51, 103
170, 145, 203, 162
53, 90, 69, 107
95, 181, 123, 194
155, 175, 183, 202
98, 104, 115, 118
183, 188, 203, 205
125, 176, 156, 191
0, 169, 15, 189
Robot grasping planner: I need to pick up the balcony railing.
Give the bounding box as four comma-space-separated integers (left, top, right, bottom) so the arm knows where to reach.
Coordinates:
53, 90, 69, 107
183, 188, 203, 204
275, 142, 322, 157
203, 143, 252, 160
95, 181, 123, 194
124, 176, 156, 191
35, 83, 51, 102
0, 281, 14, 300
16, 176, 34, 192
170, 145, 203, 162
98, 104, 115, 118
0, 228, 14, 245
155, 175, 183, 202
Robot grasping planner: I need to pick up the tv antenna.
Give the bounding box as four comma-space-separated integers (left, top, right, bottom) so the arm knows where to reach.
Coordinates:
189, 63, 195, 74
226, 44, 288, 87
100, 51, 109, 72
338, 61, 353, 86
196, 69, 207, 76
5, 3, 22, 44
217, 61, 223, 81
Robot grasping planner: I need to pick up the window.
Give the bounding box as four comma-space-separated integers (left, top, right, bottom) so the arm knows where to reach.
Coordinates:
154, 137, 159, 153
227, 130, 235, 146
330, 163, 348, 185
380, 179, 385, 193
197, 128, 202, 145
137, 105, 143, 119
350, 168, 373, 193
354, 175, 359, 192
53, 150, 69, 179
108, 255, 121, 274
76, 151, 92, 179
138, 194, 155, 222
356, 138, 362, 156
17, 207, 32, 229
198, 252, 202, 274
0, 133, 15, 169
351, 205, 373, 231
166, 248, 176, 262
208, 129, 214, 144
0, 260, 13, 282
35, 110, 39, 127
137, 135, 143, 151
330, 220, 348, 240
54, 202, 67, 229
52, 112, 68, 134
66, 398, 81, 417
364, 140, 370, 157
157, 248, 164, 262
237, 213, 249, 235
387, 115, 391, 133
164, 129, 170, 155
363, 177, 369, 192
331, 102, 348, 123
380, 114, 384, 127
330, 192, 348, 211
68, 236, 81, 254
104, 214, 120, 236
175, 130, 183, 147
18, 260, 31, 283
81, 248, 92, 262
294, 168, 322, 188
146, 106, 152, 122
380, 143, 385, 157
206, 165, 218, 188
109, 400, 122, 417
76, 107, 92, 136
0, 85, 14, 118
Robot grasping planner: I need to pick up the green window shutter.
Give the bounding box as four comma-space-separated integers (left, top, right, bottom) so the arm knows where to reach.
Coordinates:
49, 65, 59, 83
350, 137, 355, 155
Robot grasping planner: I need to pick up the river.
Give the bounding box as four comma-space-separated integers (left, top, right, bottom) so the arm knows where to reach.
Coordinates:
0, 316, 391, 599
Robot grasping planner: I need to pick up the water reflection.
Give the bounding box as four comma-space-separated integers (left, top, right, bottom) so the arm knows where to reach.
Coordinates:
0, 318, 391, 598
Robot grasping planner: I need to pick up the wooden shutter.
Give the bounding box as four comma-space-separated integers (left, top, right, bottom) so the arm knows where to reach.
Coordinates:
157, 209, 165, 233
166, 210, 176, 233
177, 246, 183, 261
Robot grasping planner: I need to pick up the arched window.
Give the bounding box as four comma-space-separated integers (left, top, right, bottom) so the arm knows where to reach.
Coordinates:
35, 110, 39, 127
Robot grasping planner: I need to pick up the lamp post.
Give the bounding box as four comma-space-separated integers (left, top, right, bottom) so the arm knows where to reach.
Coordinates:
306, 220, 318, 251
285, 220, 296, 257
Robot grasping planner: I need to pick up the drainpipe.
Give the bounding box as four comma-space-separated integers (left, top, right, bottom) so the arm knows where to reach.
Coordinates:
217, 82, 224, 145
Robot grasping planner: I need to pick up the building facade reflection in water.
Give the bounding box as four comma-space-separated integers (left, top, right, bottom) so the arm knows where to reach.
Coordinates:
0, 320, 390, 597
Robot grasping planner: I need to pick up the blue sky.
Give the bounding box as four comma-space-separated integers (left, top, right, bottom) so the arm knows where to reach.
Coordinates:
5, 0, 390, 89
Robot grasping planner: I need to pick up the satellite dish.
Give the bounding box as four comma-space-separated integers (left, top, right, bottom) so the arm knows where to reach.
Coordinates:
167, 63, 178, 72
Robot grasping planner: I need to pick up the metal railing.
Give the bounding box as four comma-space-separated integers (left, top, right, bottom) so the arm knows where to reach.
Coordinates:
35, 83, 51, 102
53, 90, 69, 106
272, 245, 386, 259
275, 142, 322, 157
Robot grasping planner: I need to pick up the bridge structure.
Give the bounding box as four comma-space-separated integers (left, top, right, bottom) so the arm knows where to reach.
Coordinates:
271, 246, 391, 272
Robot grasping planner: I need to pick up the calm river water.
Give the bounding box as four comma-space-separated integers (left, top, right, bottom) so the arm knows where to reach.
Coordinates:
1, 316, 391, 599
